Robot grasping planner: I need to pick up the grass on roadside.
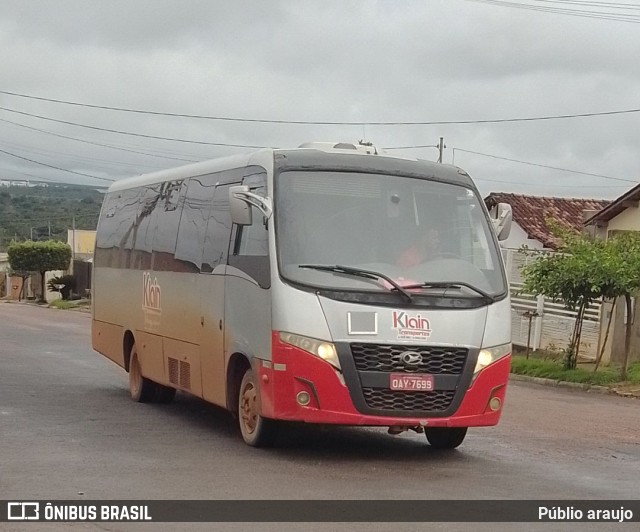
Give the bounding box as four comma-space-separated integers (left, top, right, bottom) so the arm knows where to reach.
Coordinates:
49, 299, 78, 310
627, 362, 640, 382
510, 356, 640, 386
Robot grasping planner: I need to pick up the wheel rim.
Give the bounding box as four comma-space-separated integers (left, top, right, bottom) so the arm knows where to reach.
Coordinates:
129, 351, 141, 397
240, 380, 259, 435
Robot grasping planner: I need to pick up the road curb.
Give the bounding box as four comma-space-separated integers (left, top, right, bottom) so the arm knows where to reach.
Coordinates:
509, 373, 639, 398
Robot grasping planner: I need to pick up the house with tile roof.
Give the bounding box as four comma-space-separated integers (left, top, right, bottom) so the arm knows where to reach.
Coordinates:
484, 193, 610, 250
483, 193, 610, 361
583, 183, 640, 237
583, 183, 640, 366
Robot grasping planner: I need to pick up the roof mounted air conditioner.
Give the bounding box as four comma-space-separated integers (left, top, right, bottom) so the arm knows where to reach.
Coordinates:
297, 142, 381, 155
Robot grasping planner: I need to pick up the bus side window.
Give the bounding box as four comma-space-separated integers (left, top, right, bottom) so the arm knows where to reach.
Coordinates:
130, 183, 163, 271
235, 185, 268, 257
201, 183, 235, 274
152, 180, 188, 272
95, 192, 122, 268
94, 188, 144, 269
175, 175, 216, 272
235, 167, 269, 257
228, 167, 270, 288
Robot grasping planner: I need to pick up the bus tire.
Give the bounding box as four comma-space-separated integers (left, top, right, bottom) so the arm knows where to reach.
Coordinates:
128, 345, 157, 403
425, 427, 467, 449
238, 368, 278, 447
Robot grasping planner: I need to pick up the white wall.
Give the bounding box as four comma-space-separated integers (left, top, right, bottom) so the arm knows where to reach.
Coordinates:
499, 221, 545, 251
606, 205, 640, 233
45, 270, 65, 302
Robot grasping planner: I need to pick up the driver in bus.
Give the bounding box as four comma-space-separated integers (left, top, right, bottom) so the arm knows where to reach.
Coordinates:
396, 228, 441, 268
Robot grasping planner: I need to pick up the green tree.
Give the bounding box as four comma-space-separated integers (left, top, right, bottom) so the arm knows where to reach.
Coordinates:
521, 223, 610, 369
47, 274, 77, 300
522, 224, 640, 378
601, 232, 640, 379
7, 240, 72, 302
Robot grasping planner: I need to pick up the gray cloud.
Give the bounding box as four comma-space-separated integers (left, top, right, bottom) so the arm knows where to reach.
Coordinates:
0, 0, 638, 199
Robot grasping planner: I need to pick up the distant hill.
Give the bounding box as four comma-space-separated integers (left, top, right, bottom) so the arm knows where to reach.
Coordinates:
0, 183, 105, 251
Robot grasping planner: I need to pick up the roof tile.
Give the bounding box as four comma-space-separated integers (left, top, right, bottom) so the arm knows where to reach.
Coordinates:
484, 193, 609, 250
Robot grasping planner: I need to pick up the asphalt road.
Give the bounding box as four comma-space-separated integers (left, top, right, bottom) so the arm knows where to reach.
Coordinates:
0, 302, 638, 532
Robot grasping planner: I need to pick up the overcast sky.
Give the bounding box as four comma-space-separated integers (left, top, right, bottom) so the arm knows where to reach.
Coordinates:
1, 0, 639, 200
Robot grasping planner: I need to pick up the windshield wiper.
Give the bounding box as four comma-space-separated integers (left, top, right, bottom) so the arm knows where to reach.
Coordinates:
393, 281, 495, 303
298, 264, 413, 303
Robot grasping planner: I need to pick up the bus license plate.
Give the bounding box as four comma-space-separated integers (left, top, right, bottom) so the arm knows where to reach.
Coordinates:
389, 373, 434, 391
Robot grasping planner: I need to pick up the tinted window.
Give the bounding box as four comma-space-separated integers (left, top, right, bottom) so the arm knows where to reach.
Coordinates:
95, 188, 144, 268
153, 180, 187, 271
228, 167, 270, 288
201, 183, 235, 273
131, 183, 164, 270
175, 175, 217, 271
235, 186, 268, 256
96, 167, 252, 272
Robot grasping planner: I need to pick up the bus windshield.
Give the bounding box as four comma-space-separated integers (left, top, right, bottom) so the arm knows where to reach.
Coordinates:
275, 170, 507, 299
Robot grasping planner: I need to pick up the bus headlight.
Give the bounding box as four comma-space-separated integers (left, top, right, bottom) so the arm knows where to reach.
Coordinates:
279, 332, 341, 370
474, 343, 511, 374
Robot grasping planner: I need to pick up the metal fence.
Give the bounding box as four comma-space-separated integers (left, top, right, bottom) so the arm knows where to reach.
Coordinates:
503, 249, 601, 359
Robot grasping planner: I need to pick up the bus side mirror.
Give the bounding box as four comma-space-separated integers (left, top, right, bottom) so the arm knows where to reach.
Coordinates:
229, 185, 252, 226
492, 202, 512, 241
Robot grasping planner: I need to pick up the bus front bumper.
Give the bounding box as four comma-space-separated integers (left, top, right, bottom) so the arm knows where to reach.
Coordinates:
257, 338, 510, 428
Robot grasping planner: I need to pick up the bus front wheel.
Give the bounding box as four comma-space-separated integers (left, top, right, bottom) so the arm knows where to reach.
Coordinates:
425, 427, 467, 449
128, 345, 157, 403
238, 368, 278, 447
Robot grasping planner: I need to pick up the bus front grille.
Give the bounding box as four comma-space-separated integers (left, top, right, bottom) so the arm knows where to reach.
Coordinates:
361, 388, 455, 412
351, 344, 468, 374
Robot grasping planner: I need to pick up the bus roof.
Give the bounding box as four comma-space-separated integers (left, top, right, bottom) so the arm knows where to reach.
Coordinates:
273, 149, 474, 188
106, 146, 475, 193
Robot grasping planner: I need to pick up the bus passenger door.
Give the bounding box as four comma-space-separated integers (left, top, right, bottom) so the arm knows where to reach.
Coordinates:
198, 183, 236, 406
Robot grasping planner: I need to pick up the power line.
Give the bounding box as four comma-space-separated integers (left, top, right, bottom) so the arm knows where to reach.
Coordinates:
465, 0, 640, 22
451, 147, 638, 183
0, 117, 199, 163
0, 166, 80, 184
0, 147, 115, 182
0, 137, 165, 172
474, 176, 630, 187
2, 89, 640, 126
385, 144, 439, 150
536, 1, 640, 10
0, 106, 273, 148
385, 143, 636, 183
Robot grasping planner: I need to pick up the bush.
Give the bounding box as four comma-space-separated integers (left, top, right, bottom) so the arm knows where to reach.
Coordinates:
47, 274, 76, 300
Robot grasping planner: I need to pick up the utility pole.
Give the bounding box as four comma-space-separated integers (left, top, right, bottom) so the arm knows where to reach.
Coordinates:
437, 137, 446, 163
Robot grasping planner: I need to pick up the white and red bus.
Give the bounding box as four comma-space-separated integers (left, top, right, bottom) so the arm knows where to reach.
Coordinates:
92, 142, 512, 449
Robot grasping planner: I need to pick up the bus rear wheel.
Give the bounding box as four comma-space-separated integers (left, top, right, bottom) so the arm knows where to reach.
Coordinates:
238, 368, 278, 447
425, 427, 467, 449
128, 345, 157, 403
